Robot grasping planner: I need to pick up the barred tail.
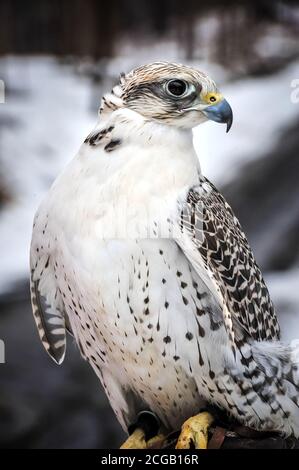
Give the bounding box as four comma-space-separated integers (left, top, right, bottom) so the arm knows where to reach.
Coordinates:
248, 340, 299, 437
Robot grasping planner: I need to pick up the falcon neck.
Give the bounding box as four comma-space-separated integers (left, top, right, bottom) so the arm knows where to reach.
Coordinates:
96, 107, 200, 158
80, 107, 201, 203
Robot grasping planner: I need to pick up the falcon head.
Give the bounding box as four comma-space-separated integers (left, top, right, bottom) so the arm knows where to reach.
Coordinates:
117, 62, 233, 131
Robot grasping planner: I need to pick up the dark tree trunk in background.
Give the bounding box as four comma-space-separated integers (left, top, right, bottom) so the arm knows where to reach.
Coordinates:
0, 0, 289, 63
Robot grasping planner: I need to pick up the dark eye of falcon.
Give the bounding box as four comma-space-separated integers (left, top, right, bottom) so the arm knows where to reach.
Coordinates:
166, 79, 188, 97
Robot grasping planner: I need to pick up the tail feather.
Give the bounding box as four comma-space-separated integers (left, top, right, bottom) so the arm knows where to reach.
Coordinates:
249, 340, 299, 437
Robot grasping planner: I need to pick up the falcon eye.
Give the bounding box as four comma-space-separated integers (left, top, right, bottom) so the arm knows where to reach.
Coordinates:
166, 79, 188, 98
209, 96, 217, 103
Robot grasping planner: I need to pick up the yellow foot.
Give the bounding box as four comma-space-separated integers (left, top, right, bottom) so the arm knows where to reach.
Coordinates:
120, 428, 165, 449
120, 428, 147, 449
147, 433, 166, 449
175, 412, 214, 449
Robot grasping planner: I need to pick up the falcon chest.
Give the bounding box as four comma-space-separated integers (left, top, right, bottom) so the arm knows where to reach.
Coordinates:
47, 118, 208, 427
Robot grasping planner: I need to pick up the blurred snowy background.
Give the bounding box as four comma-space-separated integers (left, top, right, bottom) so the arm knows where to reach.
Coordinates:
0, 0, 299, 449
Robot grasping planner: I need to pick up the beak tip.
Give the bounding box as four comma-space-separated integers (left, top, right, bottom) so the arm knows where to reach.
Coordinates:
226, 108, 233, 133
226, 120, 232, 133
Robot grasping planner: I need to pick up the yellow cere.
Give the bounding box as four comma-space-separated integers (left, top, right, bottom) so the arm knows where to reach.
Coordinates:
202, 92, 223, 105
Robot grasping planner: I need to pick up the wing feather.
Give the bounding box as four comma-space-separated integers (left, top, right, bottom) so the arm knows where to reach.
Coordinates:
176, 176, 280, 344
30, 227, 67, 364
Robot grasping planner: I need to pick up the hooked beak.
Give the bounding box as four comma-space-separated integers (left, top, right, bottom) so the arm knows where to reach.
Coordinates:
202, 98, 233, 133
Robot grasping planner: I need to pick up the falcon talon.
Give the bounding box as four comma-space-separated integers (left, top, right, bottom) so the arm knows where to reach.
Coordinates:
120, 428, 147, 449
176, 412, 214, 449
120, 429, 165, 449
121, 411, 164, 449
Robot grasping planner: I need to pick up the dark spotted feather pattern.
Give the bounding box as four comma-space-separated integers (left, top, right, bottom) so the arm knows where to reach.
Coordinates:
179, 176, 280, 343
30, 272, 66, 365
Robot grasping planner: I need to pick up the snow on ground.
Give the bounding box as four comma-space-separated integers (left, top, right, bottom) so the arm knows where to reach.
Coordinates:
0, 56, 298, 340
